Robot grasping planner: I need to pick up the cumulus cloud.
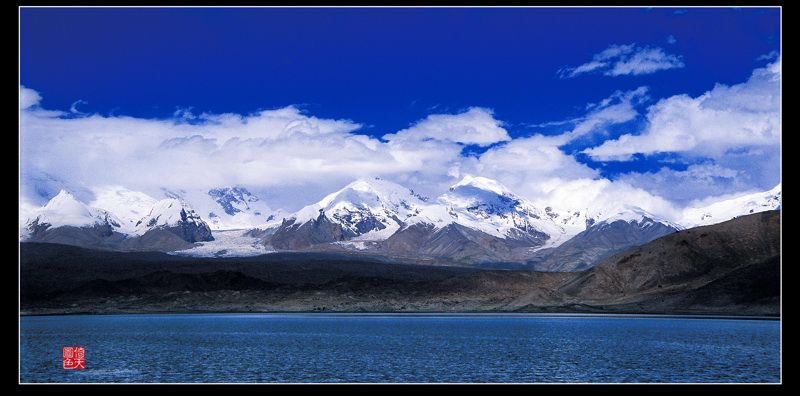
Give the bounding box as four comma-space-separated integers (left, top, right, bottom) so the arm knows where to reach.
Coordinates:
559, 43, 685, 78
613, 163, 748, 206
18, 93, 497, 211
476, 135, 597, 183
533, 177, 680, 219
18, 51, 780, 220
19, 100, 380, 208
466, 91, 677, 216
577, 55, 781, 204
19, 85, 41, 110
382, 107, 511, 147
582, 56, 781, 161
465, 134, 605, 211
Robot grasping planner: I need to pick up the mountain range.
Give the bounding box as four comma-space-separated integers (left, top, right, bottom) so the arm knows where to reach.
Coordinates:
19, 209, 781, 316
19, 176, 781, 272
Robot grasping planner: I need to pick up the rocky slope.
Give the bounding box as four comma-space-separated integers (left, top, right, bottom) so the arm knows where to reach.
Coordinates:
255, 176, 679, 268
530, 209, 781, 315
19, 178, 780, 274
526, 205, 681, 272
19, 210, 780, 316
22, 190, 214, 252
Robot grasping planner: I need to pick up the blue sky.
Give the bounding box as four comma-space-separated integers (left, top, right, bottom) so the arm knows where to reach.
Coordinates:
19, 6, 781, 218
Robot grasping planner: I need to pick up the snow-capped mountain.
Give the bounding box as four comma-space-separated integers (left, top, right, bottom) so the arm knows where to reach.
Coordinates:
256, 175, 687, 265
526, 202, 682, 272
21, 190, 125, 239
679, 184, 781, 228
133, 198, 214, 243
88, 185, 159, 234
84, 185, 214, 241
161, 186, 284, 230
400, 175, 585, 249
382, 176, 682, 266
583, 201, 682, 231
19, 176, 781, 269
262, 177, 429, 250
20, 188, 214, 250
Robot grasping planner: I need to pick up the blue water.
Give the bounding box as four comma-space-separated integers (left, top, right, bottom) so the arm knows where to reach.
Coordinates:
19, 313, 781, 383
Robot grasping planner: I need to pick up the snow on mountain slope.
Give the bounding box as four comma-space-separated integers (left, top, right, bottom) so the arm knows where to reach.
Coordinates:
526, 201, 683, 272
87, 185, 218, 238
132, 197, 214, 243
585, 201, 683, 230
89, 185, 159, 234
21, 187, 214, 242
284, 177, 430, 240
19, 178, 781, 260
162, 187, 284, 230
21, 190, 124, 239
135, 198, 193, 229
679, 184, 781, 228
404, 175, 585, 249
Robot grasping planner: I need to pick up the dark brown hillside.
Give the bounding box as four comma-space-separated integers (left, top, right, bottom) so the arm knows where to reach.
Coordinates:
550, 210, 780, 309
526, 218, 678, 272
616, 255, 780, 316
19, 211, 780, 316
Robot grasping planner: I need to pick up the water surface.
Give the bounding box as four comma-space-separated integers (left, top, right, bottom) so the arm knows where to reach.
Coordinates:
19, 313, 781, 383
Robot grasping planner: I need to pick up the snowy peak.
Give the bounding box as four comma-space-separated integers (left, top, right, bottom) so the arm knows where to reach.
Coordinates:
136, 199, 195, 230
162, 186, 282, 230
680, 184, 781, 228
319, 177, 428, 215
444, 176, 555, 219
23, 190, 123, 234
21, 187, 214, 243
263, 177, 433, 249
448, 175, 517, 199
208, 187, 261, 216
89, 185, 159, 232
425, 176, 581, 242
288, 177, 429, 239
133, 198, 214, 243
38, 190, 97, 226
443, 176, 526, 219
586, 202, 680, 230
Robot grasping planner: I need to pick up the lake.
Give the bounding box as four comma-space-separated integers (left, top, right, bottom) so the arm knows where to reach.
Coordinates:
19, 313, 781, 383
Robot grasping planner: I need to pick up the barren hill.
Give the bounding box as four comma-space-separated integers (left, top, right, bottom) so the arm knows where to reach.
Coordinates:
19, 211, 780, 316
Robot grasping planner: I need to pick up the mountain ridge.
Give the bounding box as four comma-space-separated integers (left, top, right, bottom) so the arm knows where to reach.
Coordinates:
19, 209, 780, 316
19, 177, 781, 271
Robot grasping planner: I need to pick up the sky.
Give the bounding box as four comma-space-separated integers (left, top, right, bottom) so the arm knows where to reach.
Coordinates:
19, 6, 781, 219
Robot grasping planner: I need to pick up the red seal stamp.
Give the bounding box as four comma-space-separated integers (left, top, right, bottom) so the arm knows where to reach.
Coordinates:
62, 347, 85, 369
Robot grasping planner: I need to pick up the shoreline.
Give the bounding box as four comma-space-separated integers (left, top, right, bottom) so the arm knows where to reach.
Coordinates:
19, 310, 781, 320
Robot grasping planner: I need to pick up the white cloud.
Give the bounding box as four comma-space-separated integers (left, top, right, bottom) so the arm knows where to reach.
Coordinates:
578, 55, 781, 204
468, 134, 600, 208
18, 101, 382, 209
559, 43, 684, 78
561, 87, 650, 143
382, 107, 511, 147
477, 134, 597, 180
18, 94, 484, 211
613, 163, 749, 206
582, 56, 781, 161
607, 46, 685, 76
19, 85, 41, 110
457, 87, 660, 212
520, 176, 680, 219
70, 100, 88, 114
18, 51, 780, 220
